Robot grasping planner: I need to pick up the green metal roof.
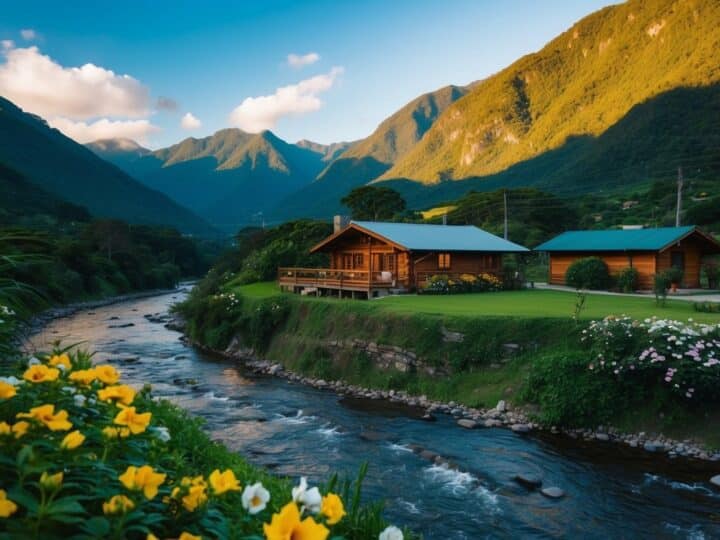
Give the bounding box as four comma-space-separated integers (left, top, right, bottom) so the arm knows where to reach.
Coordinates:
534, 226, 697, 252
352, 221, 529, 252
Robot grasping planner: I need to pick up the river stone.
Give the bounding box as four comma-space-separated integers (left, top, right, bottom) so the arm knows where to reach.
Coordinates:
511, 424, 531, 433
419, 450, 438, 462
457, 419, 479, 429
710, 475, 720, 489
644, 441, 665, 453
541, 487, 565, 499
359, 430, 386, 442
421, 412, 437, 422
514, 473, 542, 489
595, 433, 610, 441
496, 400, 507, 412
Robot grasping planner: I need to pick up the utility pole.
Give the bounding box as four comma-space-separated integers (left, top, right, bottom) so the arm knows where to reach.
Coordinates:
675, 167, 683, 227
503, 190, 508, 240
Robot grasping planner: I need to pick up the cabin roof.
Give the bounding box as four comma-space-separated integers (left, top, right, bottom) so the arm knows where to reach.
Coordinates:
312, 220, 529, 253
535, 226, 720, 252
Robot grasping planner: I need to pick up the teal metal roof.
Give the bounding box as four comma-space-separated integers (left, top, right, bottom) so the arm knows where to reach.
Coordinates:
352, 221, 529, 252
535, 226, 697, 252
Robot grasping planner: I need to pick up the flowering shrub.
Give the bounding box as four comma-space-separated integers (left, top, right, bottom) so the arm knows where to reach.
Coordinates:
0, 349, 407, 539
421, 273, 502, 294
584, 316, 720, 401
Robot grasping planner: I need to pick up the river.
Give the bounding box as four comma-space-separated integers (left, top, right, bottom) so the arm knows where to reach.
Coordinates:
27, 290, 720, 539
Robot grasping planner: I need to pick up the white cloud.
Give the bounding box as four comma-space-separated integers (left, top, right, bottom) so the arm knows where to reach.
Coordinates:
1, 40, 14, 51
180, 112, 201, 130
228, 67, 343, 132
20, 29, 37, 41
0, 46, 150, 120
287, 52, 320, 69
49, 117, 159, 144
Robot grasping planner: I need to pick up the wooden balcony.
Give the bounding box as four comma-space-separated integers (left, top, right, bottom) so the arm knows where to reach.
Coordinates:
278, 267, 399, 293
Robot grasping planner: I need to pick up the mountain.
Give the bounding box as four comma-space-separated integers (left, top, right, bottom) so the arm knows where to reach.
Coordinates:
377, 0, 720, 198
0, 162, 91, 225
85, 138, 151, 171
268, 84, 468, 220
96, 129, 328, 231
0, 97, 214, 235
295, 139, 356, 162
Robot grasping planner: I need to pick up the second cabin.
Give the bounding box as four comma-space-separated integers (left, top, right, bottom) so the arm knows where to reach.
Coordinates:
278, 220, 528, 298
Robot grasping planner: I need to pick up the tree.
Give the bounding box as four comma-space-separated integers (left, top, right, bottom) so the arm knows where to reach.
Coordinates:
340, 186, 406, 221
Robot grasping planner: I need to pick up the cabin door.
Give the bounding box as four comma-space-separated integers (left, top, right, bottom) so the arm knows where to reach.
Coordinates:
671, 251, 685, 272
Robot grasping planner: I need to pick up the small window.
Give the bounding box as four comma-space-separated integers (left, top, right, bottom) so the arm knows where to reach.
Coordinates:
353, 254, 364, 268
438, 253, 451, 270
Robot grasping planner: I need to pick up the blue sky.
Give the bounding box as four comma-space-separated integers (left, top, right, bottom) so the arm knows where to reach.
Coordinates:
0, 0, 612, 149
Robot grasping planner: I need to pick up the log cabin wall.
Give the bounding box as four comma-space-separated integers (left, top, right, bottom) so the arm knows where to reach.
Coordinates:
656, 236, 703, 288
412, 252, 502, 288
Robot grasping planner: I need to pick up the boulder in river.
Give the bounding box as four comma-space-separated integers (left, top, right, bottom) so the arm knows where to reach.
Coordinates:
359, 430, 386, 442
514, 473, 542, 489
496, 400, 507, 412
710, 475, 720, 489
457, 418, 479, 429
511, 423, 531, 433
108, 323, 135, 328
643, 441, 665, 453
541, 487, 565, 499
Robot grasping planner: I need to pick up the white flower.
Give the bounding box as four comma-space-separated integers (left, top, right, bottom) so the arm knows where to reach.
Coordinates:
27, 357, 41, 366
62, 386, 77, 394
292, 477, 322, 514
152, 426, 171, 442
73, 394, 87, 407
0, 376, 21, 386
242, 482, 270, 514
379, 526, 404, 540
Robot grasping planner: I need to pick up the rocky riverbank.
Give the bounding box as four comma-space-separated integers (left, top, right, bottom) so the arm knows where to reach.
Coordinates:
164, 314, 720, 468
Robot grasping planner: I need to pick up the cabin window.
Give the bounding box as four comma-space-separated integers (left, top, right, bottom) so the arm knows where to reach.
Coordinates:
342, 254, 353, 269
353, 254, 364, 268
438, 253, 451, 270
380, 254, 395, 272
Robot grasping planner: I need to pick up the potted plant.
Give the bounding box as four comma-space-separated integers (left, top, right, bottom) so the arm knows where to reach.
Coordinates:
666, 267, 684, 292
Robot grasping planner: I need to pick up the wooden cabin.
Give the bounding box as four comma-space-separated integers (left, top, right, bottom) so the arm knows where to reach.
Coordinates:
278, 221, 528, 298
535, 226, 720, 289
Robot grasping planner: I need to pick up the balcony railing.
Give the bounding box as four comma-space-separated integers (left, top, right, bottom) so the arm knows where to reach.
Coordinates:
278, 267, 397, 289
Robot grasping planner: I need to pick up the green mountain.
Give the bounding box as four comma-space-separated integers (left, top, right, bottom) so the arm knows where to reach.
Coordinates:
295, 139, 356, 162
269, 84, 468, 220
85, 138, 151, 171
0, 162, 91, 226
377, 0, 720, 199
96, 129, 328, 231
0, 97, 213, 235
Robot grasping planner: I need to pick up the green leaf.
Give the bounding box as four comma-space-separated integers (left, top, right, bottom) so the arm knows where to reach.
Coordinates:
46, 498, 86, 516
6, 487, 39, 513
81, 516, 110, 537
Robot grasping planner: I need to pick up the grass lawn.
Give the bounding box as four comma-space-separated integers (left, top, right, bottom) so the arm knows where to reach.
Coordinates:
233, 282, 720, 322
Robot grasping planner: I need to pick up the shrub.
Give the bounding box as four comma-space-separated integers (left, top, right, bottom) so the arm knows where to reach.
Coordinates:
664, 266, 684, 286
521, 352, 631, 426
616, 267, 639, 293
420, 273, 502, 294
583, 316, 720, 402
565, 257, 611, 290
653, 271, 671, 306
694, 301, 720, 313
703, 262, 720, 289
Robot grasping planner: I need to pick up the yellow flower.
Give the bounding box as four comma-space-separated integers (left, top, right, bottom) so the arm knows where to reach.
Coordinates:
69, 369, 97, 386
119, 465, 166, 500
146, 534, 159, 540
49, 353, 72, 371
102, 494, 135, 515
17, 404, 72, 431
208, 469, 241, 495
0, 381, 16, 400
40, 471, 64, 490
23, 364, 60, 383
181, 475, 207, 488
97, 384, 136, 406
11, 421, 29, 438
61, 430, 85, 450
113, 406, 151, 434
0, 422, 10, 436
0, 490, 18, 518
95, 364, 120, 385
263, 502, 329, 540
102, 426, 131, 439
321, 493, 345, 525
179, 533, 201, 540
182, 485, 208, 512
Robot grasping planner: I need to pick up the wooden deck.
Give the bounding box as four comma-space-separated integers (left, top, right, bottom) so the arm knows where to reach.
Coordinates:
278, 267, 400, 296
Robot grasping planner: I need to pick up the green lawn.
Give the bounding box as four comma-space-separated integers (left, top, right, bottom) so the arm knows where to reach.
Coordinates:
233, 282, 720, 322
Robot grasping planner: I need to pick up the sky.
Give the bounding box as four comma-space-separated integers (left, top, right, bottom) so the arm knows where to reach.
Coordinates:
0, 0, 612, 149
